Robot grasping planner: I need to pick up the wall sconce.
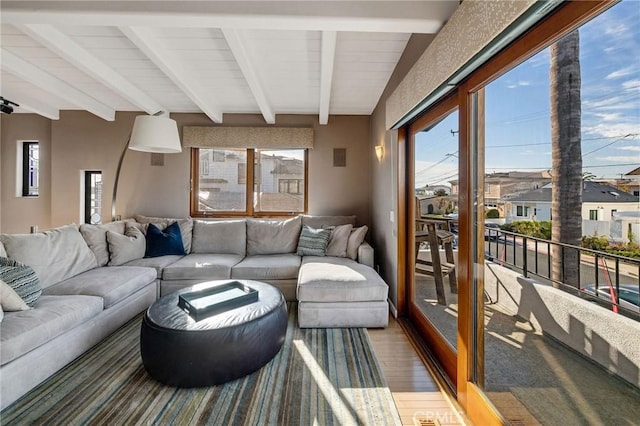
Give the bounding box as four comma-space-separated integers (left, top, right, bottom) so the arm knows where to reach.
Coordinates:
375, 144, 384, 162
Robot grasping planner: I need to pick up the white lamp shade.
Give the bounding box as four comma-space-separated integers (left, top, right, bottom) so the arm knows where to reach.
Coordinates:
128, 115, 182, 153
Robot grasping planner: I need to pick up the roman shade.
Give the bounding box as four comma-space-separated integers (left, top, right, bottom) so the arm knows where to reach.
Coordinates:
183, 126, 314, 149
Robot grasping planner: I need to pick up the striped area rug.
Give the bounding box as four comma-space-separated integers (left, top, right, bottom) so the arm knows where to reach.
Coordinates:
2, 304, 401, 425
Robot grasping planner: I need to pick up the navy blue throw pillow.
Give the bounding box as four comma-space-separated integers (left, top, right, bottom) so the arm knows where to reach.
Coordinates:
145, 222, 186, 258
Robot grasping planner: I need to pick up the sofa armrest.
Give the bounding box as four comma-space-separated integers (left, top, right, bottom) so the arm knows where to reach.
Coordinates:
357, 241, 374, 268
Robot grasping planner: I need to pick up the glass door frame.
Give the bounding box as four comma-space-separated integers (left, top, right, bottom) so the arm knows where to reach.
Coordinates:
403, 93, 460, 385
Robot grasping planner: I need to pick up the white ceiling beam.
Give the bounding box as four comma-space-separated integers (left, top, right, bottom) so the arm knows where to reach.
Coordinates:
1, 86, 59, 120
0, 2, 448, 33
120, 26, 223, 123
221, 28, 274, 125
0, 49, 115, 121
17, 24, 166, 115
319, 31, 337, 126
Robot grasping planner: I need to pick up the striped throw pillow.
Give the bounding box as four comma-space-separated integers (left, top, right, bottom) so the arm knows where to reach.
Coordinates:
296, 226, 331, 257
0, 257, 42, 307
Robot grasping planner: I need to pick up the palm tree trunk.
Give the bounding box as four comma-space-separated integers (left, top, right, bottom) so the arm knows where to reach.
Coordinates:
550, 30, 582, 288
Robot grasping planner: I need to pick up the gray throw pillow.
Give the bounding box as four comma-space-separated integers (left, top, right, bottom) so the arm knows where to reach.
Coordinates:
346, 226, 368, 260
0, 257, 42, 307
296, 225, 332, 256
325, 224, 353, 258
107, 224, 146, 266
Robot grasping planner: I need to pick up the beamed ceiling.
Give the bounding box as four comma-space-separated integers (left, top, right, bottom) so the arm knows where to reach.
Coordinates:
0, 1, 458, 125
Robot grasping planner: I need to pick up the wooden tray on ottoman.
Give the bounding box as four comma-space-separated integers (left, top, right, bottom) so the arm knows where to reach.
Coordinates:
178, 281, 258, 321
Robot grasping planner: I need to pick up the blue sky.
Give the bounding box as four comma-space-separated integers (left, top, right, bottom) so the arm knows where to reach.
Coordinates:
415, 0, 640, 188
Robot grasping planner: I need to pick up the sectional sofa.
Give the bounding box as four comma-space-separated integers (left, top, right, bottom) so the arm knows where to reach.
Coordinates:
0, 214, 388, 409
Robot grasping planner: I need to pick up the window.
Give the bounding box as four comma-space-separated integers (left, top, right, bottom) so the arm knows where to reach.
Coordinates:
279, 179, 303, 195
237, 163, 246, 185
191, 148, 307, 216
516, 205, 529, 217
611, 209, 617, 218
21, 141, 39, 197
589, 209, 598, 220
84, 171, 102, 224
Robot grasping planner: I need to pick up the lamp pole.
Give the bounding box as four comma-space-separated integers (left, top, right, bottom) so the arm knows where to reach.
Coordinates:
111, 132, 132, 222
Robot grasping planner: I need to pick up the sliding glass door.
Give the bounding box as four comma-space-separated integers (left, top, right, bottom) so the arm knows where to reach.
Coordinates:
400, 2, 619, 423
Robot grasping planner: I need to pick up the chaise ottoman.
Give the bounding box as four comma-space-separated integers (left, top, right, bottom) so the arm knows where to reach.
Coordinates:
297, 256, 389, 328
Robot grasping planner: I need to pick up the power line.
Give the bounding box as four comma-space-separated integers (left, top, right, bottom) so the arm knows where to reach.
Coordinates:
484, 133, 638, 149
583, 134, 638, 157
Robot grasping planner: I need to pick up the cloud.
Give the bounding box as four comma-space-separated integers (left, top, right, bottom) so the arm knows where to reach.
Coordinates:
604, 23, 629, 37
605, 66, 636, 80
583, 123, 640, 139
506, 81, 532, 89
594, 112, 622, 121
622, 79, 640, 90
617, 145, 640, 152
601, 155, 640, 163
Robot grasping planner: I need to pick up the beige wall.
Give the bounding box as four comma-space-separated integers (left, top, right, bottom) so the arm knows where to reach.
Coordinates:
1, 114, 52, 233
369, 34, 436, 311
1, 111, 371, 232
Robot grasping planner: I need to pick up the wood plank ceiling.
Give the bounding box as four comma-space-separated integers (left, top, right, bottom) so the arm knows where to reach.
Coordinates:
0, 1, 458, 125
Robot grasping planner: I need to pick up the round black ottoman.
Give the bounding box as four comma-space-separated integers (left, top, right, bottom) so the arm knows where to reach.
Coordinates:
140, 280, 287, 387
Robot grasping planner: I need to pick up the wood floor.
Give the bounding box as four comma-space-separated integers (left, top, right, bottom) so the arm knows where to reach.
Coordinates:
368, 317, 466, 426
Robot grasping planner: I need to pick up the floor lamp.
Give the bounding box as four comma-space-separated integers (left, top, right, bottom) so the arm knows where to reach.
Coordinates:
111, 113, 182, 221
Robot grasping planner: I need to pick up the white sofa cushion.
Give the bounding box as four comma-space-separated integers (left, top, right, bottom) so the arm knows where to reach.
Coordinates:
124, 255, 184, 279
297, 256, 388, 302
0, 224, 98, 289
106, 223, 146, 266
42, 266, 155, 309
232, 254, 301, 280
192, 220, 246, 255
325, 224, 353, 258
162, 254, 244, 281
0, 295, 103, 365
79, 221, 127, 267
247, 217, 301, 255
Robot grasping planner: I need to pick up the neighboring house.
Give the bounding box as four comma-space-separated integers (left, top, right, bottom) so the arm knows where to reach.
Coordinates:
415, 184, 451, 197
417, 194, 458, 216
199, 150, 304, 211
615, 166, 640, 198
450, 171, 552, 217
505, 181, 639, 238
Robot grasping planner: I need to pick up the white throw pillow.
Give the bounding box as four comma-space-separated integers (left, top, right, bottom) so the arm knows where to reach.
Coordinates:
107, 223, 146, 266
346, 226, 368, 260
0, 279, 30, 312
325, 224, 353, 258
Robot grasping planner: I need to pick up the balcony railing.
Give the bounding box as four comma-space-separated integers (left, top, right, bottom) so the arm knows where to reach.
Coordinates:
484, 228, 640, 320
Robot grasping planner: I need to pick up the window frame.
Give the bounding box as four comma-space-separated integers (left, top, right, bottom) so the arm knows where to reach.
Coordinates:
83, 170, 103, 224
21, 141, 39, 197
190, 147, 309, 217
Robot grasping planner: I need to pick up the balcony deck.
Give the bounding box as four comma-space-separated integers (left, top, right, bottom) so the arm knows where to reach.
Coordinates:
414, 265, 640, 425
